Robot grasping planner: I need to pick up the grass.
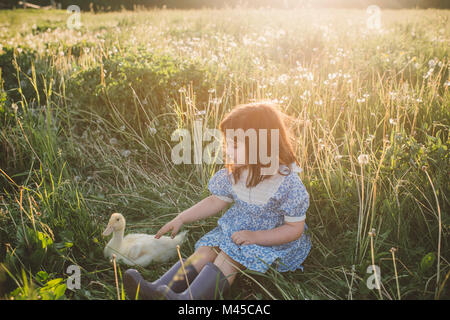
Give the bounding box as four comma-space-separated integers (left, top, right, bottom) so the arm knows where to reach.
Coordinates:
0, 7, 449, 300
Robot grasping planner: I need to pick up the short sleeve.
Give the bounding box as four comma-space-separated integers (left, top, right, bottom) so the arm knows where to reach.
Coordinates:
277, 174, 309, 223
208, 168, 234, 203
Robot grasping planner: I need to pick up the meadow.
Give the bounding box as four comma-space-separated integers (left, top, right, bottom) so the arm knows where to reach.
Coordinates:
0, 7, 448, 300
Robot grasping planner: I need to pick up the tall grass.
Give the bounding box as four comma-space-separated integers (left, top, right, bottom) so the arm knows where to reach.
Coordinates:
0, 7, 448, 300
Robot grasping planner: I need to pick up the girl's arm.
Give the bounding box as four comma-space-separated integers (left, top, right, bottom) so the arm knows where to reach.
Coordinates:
177, 195, 230, 224
155, 195, 229, 239
232, 221, 305, 246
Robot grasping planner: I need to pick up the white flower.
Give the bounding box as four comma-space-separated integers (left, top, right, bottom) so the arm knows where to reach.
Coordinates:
366, 134, 375, 142
109, 138, 118, 145
121, 150, 131, 158
148, 127, 157, 135
428, 59, 437, 68
358, 154, 369, 165
195, 110, 207, 116
389, 118, 397, 125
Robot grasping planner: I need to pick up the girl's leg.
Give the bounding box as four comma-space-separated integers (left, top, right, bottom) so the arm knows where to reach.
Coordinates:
156, 249, 241, 299
213, 250, 244, 286
185, 246, 220, 273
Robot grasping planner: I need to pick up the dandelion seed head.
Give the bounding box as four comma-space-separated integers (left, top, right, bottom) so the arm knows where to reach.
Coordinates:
358, 154, 369, 165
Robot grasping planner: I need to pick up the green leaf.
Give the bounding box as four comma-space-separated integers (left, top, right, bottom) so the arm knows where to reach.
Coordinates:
54, 284, 66, 300
45, 278, 63, 287
420, 252, 436, 272
64, 242, 73, 248
36, 271, 48, 283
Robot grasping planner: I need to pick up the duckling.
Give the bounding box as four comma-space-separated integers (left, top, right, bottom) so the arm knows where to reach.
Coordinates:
102, 213, 187, 267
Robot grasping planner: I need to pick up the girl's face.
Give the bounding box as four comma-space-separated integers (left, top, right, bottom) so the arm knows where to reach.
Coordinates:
224, 137, 246, 166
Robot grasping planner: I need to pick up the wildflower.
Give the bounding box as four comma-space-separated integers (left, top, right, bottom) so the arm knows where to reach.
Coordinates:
358, 154, 369, 165
121, 150, 131, 158
389, 118, 397, 125
178, 87, 186, 93
211, 98, 222, 105
148, 127, 157, 135
428, 59, 437, 68
277, 74, 290, 84
195, 110, 206, 116
366, 134, 375, 142
328, 73, 338, 80
109, 138, 118, 145
11, 103, 18, 113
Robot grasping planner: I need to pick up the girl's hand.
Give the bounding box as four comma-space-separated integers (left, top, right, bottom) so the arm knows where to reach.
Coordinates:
231, 230, 258, 245
155, 216, 183, 239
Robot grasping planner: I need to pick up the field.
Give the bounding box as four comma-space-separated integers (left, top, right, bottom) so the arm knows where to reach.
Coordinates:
0, 7, 449, 300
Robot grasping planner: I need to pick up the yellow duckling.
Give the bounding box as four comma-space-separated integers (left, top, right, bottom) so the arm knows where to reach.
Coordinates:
102, 213, 187, 267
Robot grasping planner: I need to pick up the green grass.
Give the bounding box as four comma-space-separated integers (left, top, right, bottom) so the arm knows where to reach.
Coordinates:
0, 7, 449, 300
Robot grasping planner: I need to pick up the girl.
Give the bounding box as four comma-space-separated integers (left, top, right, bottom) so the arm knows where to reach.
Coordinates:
123, 102, 311, 300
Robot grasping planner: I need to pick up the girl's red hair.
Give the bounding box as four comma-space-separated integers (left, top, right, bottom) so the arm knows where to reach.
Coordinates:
219, 102, 299, 188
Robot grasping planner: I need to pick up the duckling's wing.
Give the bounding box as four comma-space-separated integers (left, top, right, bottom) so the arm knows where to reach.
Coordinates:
122, 234, 154, 260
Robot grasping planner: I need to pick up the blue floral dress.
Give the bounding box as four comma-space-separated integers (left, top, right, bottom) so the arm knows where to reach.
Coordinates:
195, 163, 311, 273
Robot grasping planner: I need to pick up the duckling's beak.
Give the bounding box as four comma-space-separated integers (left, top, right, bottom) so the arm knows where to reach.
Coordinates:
102, 225, 114, 236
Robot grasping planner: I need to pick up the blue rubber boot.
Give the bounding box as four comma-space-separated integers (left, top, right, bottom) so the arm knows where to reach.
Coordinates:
156, 262, 230, 300
124, 260, 198, 300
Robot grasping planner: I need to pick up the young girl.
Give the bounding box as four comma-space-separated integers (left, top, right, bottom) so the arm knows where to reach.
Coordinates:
123, 102, 311, 300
